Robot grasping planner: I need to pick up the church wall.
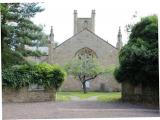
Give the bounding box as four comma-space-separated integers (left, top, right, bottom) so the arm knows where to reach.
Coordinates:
59, 75, 82, 91
77, 18, 92, 33
51, 30, 121, 92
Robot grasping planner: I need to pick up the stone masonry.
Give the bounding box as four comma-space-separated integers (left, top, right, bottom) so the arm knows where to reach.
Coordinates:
2, 87, 56, 102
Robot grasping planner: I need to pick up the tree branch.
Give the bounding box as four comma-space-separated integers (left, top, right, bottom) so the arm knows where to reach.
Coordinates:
84, 75, 98, 82
78, 74, 83, 83
84, 72, 103, 82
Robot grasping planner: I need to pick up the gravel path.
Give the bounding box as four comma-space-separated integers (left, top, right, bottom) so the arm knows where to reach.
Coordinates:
3, 101, 160, 119
85, 96, 97, 101
70, 96, 98, 101
70, 96, 80, 101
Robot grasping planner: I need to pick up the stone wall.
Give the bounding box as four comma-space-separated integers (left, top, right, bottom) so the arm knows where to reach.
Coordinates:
122, 82, 159, 105
2, 87, 56, 102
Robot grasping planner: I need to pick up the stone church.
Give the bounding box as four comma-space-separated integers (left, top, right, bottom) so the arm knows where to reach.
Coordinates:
47, 10, 123, 91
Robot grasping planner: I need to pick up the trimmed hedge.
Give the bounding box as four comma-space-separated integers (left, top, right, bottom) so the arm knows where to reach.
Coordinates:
2, 63, 67, 90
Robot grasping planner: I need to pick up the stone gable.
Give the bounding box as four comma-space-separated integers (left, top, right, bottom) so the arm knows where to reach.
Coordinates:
52, 29, 118, 66
50, 29, 121, 91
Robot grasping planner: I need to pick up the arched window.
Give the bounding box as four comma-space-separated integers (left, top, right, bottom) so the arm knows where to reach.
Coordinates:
75, 48, 97, 89
75, 47, 97, 60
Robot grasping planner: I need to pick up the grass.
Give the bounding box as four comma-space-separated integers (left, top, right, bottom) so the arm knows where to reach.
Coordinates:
56, 94, 70, 101
56, 91, 121, 102
97, 92, 121, 102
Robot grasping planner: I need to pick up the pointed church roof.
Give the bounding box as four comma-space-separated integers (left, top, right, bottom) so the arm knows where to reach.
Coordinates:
55, 29, 118, 50
85, 29, 118, 50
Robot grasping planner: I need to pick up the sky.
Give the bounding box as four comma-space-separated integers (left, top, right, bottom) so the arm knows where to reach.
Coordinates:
2, 0, 160, 47
30, 0, 159, 47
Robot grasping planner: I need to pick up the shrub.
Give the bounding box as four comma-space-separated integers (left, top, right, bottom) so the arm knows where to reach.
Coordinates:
47, 66, 67, 90
2, 63, 67, 90
32, 63, 67, 90
2, 65, 31, 89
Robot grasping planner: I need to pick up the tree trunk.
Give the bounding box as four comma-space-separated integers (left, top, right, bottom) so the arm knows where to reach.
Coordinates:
82, 81, 87, 94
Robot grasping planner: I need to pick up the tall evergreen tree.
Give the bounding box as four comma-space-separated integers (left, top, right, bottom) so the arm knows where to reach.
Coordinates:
1, 3, 47, 67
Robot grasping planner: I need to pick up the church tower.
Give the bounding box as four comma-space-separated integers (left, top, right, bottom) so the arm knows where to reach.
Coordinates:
48, 26, 54, 64
116, 27, 123, 50
74, 10, 95, 34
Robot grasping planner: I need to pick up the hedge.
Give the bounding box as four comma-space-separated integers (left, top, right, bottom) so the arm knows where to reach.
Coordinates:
2, 63, 67, 90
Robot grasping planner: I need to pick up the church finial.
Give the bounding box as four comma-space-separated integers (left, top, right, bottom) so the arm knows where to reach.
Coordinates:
48, 26, 54, 64
118, 26, 121, 34
92, 9, 95, 14
74, 10, 78, 34
49, 26, 54, 44
91, 10, 95, 32
74, 10, 77, 14
116, 26, 123, 50
50, 26, 54, 36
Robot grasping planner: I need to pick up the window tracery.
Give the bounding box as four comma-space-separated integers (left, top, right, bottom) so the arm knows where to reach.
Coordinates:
75, 47, 97, 61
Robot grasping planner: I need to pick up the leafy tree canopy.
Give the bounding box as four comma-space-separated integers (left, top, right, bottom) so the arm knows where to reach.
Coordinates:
65, 58, 104, 93
114, 15, 158, 88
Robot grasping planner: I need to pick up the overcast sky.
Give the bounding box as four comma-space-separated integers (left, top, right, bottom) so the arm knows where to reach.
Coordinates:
9, 0, 159, 47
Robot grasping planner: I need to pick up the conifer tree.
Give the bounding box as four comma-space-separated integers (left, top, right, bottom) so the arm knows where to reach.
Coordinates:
1, 3, 47, 67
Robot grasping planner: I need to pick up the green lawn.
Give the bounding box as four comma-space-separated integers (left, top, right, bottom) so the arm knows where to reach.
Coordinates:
56, 92, 121, 102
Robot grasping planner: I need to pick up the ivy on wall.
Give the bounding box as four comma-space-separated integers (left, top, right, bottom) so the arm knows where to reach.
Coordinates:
2, 63, 67, 90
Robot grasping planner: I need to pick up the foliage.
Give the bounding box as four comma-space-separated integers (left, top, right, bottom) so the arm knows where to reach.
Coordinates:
65, 58, 104, 93
65, 58, 103, 78
2, 65, 31, 89
1, 3, 47, 68
114, 15, 158, 87
104, 64, 116, 74
125, 11, 138, 33
2, 47, 28, 68
2, 63, 67, 90
32, 63, 67, 90
23, 49, 47, 57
